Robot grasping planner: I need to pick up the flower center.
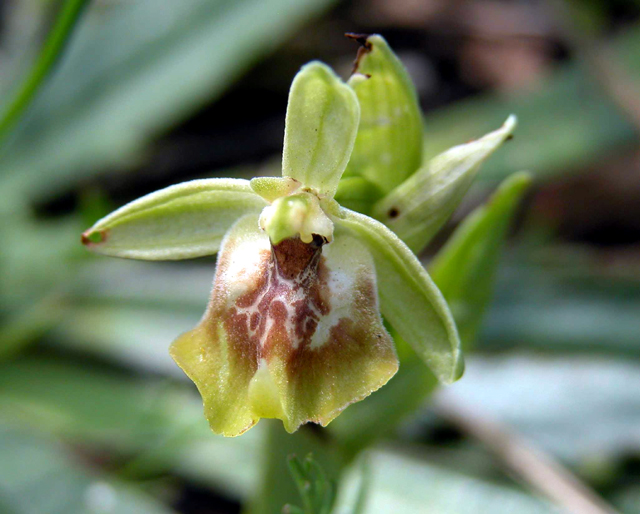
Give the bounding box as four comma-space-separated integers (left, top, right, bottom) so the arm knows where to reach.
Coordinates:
258, 191, 334, 245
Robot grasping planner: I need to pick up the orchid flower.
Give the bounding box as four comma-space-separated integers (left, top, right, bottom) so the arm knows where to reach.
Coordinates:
82, 35, 515, 437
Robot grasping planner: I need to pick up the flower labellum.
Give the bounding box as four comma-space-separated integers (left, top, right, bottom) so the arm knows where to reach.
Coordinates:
82, 35, 515, 437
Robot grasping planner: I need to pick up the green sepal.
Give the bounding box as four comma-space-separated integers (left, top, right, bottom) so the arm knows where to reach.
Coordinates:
282, 61, 360, 198
430, 171, 532, 347
372, 115, 517, 253
336, 207, 463, 384
81, 178, 265, 260
343, 34, 423, 193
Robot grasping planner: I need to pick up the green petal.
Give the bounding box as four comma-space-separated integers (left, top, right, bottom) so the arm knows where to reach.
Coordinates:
282, 61, 360, 198
430, 172, 532, 347
343, 34, 423, 193
336, 208, 463, 384
171, 215, 398, 436
372, 115, 517, 253
81, 178, 266, 260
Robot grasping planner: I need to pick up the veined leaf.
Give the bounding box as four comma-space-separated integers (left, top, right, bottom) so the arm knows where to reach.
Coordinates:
429, 172, 532, 347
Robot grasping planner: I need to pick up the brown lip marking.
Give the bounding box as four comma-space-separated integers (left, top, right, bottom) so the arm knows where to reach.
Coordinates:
272, 236, 324, 281
218, 236, 330, 364
345, 33, 373, 74
81, 229, 107, 246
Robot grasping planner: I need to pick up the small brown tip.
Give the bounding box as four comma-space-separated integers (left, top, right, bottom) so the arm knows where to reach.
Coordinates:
81, 229, 107, 246
345, 33, 373, 49
346, 33, 373, 74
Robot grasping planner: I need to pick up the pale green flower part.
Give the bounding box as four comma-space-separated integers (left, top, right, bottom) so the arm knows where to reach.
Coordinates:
83, 37, 513, 437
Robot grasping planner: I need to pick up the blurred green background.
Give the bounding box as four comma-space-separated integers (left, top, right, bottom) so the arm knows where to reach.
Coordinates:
1, 0, 639, 513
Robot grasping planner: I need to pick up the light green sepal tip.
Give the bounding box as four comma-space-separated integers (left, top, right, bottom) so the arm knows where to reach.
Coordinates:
430, 171, 532, 347
81, 178, 266, 260
344, 34, 424, 193
282, 61, 360, 198
336, 207, 463, 384
373, 115, 517, 254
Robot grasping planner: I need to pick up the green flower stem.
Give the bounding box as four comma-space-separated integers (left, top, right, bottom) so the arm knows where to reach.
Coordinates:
0, 0, 91, 143
248, 421, 344, 514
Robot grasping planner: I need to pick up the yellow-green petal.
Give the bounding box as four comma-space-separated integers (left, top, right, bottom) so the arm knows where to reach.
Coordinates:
336, 208, 463, 384
282, 61, 360, 198
82, 178, 266, 260
170, 215, 398, 436
343, 34, 423, 193
372, 115, 517, 253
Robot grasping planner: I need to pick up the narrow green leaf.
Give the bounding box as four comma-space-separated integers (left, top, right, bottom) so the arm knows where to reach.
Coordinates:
282, 61, 360, 197
336, 208, 463, 384
0, 0, 341, 203
0, 426, 177, 514
430, 172, 532, 347
0, 0, 90, 143
343, 34, 423, 193
373, 115, 517, 253
82, 178, 266, 260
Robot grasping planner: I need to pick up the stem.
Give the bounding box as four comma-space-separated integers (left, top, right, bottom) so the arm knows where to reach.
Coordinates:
0, 0, 91, 143
433, 396, 621, 514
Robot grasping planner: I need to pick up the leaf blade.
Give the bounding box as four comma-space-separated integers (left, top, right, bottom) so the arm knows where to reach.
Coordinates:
429, 172, 532, 347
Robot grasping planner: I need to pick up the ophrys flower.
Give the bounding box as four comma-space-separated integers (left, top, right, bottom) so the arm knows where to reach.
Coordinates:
82, 35, 514, 436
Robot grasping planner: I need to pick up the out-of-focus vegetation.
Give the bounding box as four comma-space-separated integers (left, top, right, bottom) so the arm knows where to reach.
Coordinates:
1, 0, 639, 513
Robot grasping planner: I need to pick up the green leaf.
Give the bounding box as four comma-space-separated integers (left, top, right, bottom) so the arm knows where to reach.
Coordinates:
373, 116, 517, 253
344, 34, 423, 193
0, 0, 340, 204
0, 357, 262, 499
0, 425, 177, 514
0, 0, 90, 142
335, 448, 559, 514
82, 178, 265, 260
336, 208, 463, 384
282, 61, 360, 197
429, 172, 532, 347
420, 24, 640, 185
